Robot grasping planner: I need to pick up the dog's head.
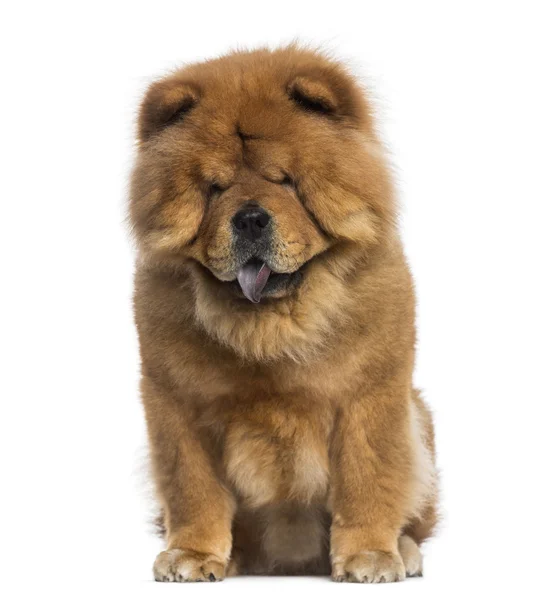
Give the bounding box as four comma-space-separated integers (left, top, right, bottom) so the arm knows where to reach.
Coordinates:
130, 47, 395, 360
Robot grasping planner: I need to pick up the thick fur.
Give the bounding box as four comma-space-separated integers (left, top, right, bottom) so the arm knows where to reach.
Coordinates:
130, 46, 438, 583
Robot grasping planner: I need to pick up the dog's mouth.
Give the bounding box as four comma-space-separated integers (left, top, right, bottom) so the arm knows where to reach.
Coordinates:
232, 258, 305, 303
237, 260, 272, 303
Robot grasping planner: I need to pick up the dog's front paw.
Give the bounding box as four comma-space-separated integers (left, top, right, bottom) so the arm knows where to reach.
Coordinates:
332, 550, 406, 583
153, 549, 226, 582
399, 534, 423, 577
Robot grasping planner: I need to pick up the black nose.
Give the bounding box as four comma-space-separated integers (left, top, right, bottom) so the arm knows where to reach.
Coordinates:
232, 206, 271, 241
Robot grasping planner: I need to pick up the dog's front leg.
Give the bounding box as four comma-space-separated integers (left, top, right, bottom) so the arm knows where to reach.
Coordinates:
330, 385, 412, 583
142, 376, 235, 582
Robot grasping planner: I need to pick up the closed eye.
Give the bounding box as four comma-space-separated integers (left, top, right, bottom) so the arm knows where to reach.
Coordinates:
208, 182, 227, 198
267, 174, 294, 188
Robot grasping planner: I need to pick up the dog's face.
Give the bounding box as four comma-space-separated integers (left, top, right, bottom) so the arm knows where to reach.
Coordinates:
131, 48, 395, 358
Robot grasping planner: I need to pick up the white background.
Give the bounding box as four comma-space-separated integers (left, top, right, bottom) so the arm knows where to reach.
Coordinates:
1, 1, 549, 598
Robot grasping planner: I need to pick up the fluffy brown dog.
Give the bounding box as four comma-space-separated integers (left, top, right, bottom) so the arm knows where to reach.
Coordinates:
130, 45, 438, 583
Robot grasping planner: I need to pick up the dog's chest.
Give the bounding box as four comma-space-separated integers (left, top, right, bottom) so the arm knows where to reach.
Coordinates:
223, 404, 330, 507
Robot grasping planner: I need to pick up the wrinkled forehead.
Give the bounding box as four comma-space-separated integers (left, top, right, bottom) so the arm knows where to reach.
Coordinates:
179, 80, 299, 183
190, 73, 294, 140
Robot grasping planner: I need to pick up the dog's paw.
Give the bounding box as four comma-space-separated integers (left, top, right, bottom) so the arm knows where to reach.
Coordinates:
153, 549, 226, 582
332, 550, 406, 583
398, 534, 423, 577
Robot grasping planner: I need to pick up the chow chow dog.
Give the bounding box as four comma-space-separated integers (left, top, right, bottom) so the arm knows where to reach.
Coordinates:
130, 45, 438, 583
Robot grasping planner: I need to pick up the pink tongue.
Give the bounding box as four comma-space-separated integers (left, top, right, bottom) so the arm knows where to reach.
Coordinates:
237, 262, 272, 303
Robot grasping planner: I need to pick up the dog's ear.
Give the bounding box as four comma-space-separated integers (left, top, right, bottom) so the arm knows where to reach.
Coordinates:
138, 77, 199, 142
288, 76, 339, 115
287, 69, 367, 124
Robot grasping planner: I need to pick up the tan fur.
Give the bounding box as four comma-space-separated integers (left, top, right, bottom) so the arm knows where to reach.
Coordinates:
130, 45, 438, 583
